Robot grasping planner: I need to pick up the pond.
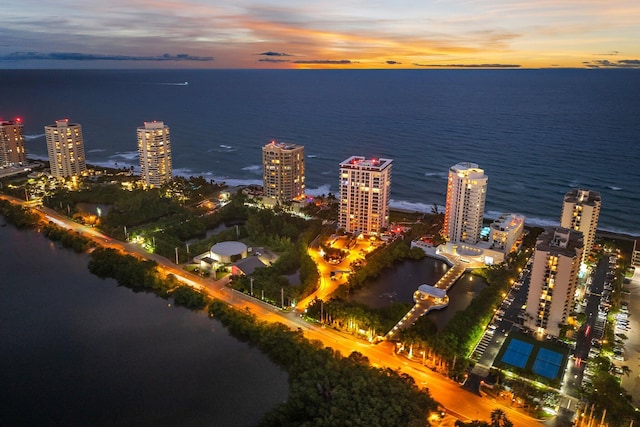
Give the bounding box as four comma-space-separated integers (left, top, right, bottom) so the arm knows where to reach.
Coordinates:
185, 221, 245, 245
349, 257, 488, 330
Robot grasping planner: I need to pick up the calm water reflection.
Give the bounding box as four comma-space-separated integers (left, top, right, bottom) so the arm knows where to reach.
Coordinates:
350, 258, 487, 330
0, 222, 288, 427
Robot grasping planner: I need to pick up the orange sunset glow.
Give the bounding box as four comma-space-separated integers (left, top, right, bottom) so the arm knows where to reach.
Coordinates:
1, 0, 639, 69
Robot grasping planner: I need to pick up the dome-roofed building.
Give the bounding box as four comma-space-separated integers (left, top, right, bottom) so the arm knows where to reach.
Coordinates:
210, 241, 248, 263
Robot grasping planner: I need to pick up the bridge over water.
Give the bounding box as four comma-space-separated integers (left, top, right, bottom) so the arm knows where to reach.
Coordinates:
384, 242, 485, 340
385, 261, 467, 340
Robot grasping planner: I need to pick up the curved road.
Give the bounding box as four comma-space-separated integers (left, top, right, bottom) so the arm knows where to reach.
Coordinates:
2, 195, 540, 425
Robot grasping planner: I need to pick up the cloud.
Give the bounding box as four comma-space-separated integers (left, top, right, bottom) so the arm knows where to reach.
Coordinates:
258, 58, 291, 63
258, 51, 293, 56
0, 52, 213, 61
386, 60, 401, 65
292, 59, 356, 64
594, 51, 620, 56
582, 58, 640, 68
413, 63, 520, 68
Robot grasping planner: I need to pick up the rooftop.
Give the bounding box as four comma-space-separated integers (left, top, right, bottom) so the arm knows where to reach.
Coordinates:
263, 140, 303, 151
536, 226, 584, 257
340, 156, 392, 170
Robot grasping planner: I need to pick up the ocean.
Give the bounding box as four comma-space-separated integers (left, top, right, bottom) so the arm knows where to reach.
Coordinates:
2, 69, 639, 235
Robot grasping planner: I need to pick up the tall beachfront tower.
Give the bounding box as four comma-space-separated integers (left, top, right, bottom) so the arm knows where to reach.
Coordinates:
443, 162, 488, 244
524, 227, 583, 338
560, 189, 601, 265
339, 156, 392, 235
137, 121, 173, 188
44, 119, 87, 178
0, 118, 26, 166
262, 140, 305, 202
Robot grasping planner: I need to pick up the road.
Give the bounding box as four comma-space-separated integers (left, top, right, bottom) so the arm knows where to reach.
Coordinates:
2, 194, 541, 425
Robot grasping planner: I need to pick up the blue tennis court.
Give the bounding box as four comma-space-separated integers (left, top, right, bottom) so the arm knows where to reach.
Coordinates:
501, 339, 533, 369
532, 348, 564, 379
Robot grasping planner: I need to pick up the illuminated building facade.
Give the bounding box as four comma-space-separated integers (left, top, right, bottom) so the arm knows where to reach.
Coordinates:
44, 119, 87, 178
560, 189, 601, 265
0, 119, 26, 166
339, 156, 392, 235
443, 162, 487, 244
262, 141, 305, 202
524, 227, 583, 337
137, 121, 173, 188
632, 239, 640, 268
488, 213, 525, 253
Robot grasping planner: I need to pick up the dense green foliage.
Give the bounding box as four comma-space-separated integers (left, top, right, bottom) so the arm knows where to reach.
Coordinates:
42, 223, 95, 252
307, 299, 414, 340
208, 300, 438, 426
582, 357, 640, 426
170, 285, 210, 310
344, 238, 425, 293
228, 205, 322, 304
87, 247, 212, 310
88, 247, 168, 293
0, 199, 39, 228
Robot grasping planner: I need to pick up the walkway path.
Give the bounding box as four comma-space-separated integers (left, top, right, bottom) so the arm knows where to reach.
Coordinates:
384, 252, 472, 339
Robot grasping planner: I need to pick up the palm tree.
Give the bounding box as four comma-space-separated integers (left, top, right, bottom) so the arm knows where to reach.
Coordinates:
490, 408, 513, 427
621, 365, 631, 377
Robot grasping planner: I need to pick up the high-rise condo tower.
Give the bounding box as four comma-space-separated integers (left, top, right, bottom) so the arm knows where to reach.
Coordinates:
44, 119, 87, 178
0, 118, 26, 167
443, 162, 487, 244
339, 156, 392, 235
262, 141, 305, 202
138, 121, 173, 188
524, 227, 583, 337
560, 189, 601, 265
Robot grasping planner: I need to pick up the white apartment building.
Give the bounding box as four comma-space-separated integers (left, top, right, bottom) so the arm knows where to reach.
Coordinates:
339, 156, 392, 235
0, 119, 26, 166
137, 121, 173, 188
560, 189, 601, 265
488, 213, 525, 253
44, 119, 87, 178
524, 227, 583, 337
443, 162, 487, 244
262, 140, 305, 202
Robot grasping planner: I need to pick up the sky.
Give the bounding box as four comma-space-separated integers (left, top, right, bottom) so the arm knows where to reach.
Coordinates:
1, 0, 639, 69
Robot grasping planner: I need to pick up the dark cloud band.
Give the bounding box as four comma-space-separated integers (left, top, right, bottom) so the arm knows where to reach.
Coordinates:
413, 63, 520, 68
0, 52, 213, 61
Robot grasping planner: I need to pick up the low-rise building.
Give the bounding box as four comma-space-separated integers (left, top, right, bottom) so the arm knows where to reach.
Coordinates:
488, 213, 525, 253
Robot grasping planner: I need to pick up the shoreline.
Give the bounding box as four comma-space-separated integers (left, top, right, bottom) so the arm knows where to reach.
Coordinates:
389, 207, 639, 242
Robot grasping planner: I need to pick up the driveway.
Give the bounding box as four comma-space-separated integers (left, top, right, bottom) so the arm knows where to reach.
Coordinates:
620, 267, 640, 405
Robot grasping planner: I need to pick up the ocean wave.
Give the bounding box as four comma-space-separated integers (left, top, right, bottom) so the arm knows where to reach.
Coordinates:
307, 154, 317, 158
306, 184, 332, 197
110, 151, 139, 161
173, 169, 262, 187
424, 171, 447, 178
24, 134, 45, 140
241, 165, 262, 174
389, 199, 442, 213
607, 186, 622, 191
88, 159, 138, 171
211, 144, 238, 153
87, 148, 107, 153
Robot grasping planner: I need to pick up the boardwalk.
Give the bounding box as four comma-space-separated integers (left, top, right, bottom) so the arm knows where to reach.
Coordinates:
385, 258, 467, 339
